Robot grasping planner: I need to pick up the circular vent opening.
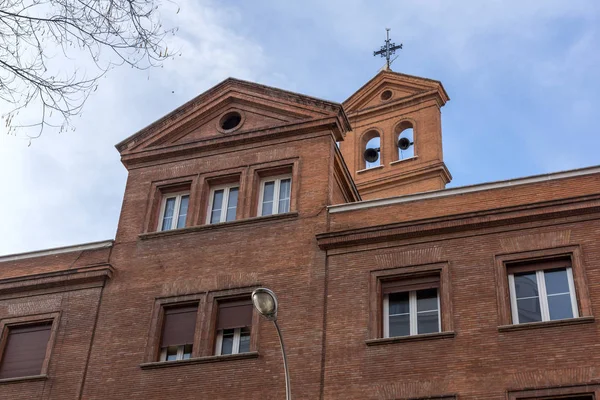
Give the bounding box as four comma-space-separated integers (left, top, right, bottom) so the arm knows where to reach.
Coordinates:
380, 90, 393, 101
220, 112, 242, 131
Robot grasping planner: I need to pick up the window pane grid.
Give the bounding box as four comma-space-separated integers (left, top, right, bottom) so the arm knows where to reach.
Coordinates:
509, 267, 578, 324
384, 289, 440, 338
208, 185, 239, 224
226, 188, 239, 222
176, 195, 189, 229
215, 327, 251, 356
159, 193, 189, 231
259, 175, 292, 216
160, 344, 193, 362
161, 197, 176, 231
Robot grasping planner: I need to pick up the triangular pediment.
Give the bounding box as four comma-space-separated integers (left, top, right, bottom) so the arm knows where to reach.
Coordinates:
169, 101, 297, 145
343, 70, 449, 113
116, 78, 347, 154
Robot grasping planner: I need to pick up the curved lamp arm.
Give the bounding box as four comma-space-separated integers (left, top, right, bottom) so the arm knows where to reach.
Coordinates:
252, 288, 291, 400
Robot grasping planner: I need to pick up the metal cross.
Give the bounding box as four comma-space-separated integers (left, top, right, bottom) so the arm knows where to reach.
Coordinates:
373, 28, 403, 70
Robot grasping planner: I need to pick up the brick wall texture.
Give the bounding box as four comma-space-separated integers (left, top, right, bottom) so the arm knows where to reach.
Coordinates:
1, 72, 600, 400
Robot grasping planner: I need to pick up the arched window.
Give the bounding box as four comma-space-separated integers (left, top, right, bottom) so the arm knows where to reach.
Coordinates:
395, 121, 415, 160
361, 130, 381, 169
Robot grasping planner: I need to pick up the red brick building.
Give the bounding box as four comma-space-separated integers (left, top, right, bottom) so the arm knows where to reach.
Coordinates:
1, 70, 600, 400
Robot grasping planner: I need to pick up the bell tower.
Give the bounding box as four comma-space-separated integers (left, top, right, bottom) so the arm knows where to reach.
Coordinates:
340, 69, 452, 200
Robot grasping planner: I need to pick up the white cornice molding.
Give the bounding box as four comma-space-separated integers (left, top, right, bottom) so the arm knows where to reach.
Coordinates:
330, 165, 600, 214
0, 240, 114, 263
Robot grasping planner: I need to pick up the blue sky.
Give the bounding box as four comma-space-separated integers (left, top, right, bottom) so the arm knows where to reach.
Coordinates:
0, 0, 599, 255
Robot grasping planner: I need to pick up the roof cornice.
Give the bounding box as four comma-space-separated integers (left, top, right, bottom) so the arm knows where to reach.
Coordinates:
120, 116, 347, 169
0, 264, 114, 296
116, 78, 347, 153
317, 193, 600, 250
0, 240, 114, 263
343, 70, 449, 111
329, 165, 600, 214
345, 89, 446, 121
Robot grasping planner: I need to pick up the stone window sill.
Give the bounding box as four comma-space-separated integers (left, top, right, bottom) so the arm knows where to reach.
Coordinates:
498, 316, 595, 332
139, 352, 259, 370
139, 212, 298, 240
0, 374, 48, 385
390, 155, 418, 166
357, 165, 384, 174
365, 331, 455, 346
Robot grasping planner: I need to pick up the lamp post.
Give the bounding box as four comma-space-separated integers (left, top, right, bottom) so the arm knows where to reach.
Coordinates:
251, 288, 291, 400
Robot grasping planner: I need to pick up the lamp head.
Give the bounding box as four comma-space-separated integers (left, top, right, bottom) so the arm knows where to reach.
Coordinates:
252, 288, 278, 321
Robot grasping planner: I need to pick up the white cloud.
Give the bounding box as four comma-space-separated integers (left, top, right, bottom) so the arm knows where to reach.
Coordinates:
0, 0, 272, 255
0, 0, 598, 255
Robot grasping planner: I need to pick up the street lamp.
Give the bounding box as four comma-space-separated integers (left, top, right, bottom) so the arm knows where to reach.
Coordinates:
251, 288, 291, 400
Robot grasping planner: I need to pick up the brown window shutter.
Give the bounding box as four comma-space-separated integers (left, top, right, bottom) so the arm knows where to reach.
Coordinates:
382, 275, 440, 295
507, 257, 572, 275
0, 322, 52, 379
160, 304, 198, 347
217, 299, 253, 330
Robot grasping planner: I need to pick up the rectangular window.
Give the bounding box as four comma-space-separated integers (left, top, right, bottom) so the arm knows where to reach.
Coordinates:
258, 175, 291, 216
214, 299, 253, 356
207, 184, 239, 224
508, 258, 578, 324
158, 192, 189, 231
159, 304, 198, 362
0, 322, 52, 379
382, 276, 440, 338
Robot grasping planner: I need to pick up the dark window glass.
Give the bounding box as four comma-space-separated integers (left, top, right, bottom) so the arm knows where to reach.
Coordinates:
388, 292, 410, 337
544, 268, 570, 295
226, 188, 238, 221
517, 297, 542, 323
416, 289, 439, 334
416, 289, 437, 312
211, 190, 224, 224
389, 314, 410, 337
239, 327, 251, 353
547, 294, 573, 320
261, 182, 275, 216
514, 272, 538, 298
388, 292, 409, 315
221, 329, 235, 355
176, 195, 189, 228
161, 197, 176, 230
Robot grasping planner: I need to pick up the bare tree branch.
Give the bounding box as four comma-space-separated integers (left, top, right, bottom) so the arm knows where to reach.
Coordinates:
0, 0, 177, 139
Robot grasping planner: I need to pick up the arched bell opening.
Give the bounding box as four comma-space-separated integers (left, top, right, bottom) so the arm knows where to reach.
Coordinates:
394, 121, 415, 160
361, 130, 381, 169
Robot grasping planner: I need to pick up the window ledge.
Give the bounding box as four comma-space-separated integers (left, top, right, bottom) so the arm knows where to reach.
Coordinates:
365, 331, 455, 346
0, 374, 48, 385
498, 316, 595, 332
357, 165, 384, 174
139, 212, 299, 240
390, 156, 418, 166
139, 352, 259, 370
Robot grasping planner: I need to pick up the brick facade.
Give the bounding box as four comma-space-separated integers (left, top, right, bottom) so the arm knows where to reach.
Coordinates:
1, 72, 599, 399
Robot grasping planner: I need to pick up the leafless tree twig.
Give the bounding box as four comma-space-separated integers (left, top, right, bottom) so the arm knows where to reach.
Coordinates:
0, 0, 178, 139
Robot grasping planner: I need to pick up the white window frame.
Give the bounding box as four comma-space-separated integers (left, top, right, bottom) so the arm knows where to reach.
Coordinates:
206, 183, 240, 224
508, 267, 578, 324
214, 327, 249, 356
157, 192, 189, 231
383, 289, 441, 338
159, 344, 192, 362
257, 174, 292, 216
